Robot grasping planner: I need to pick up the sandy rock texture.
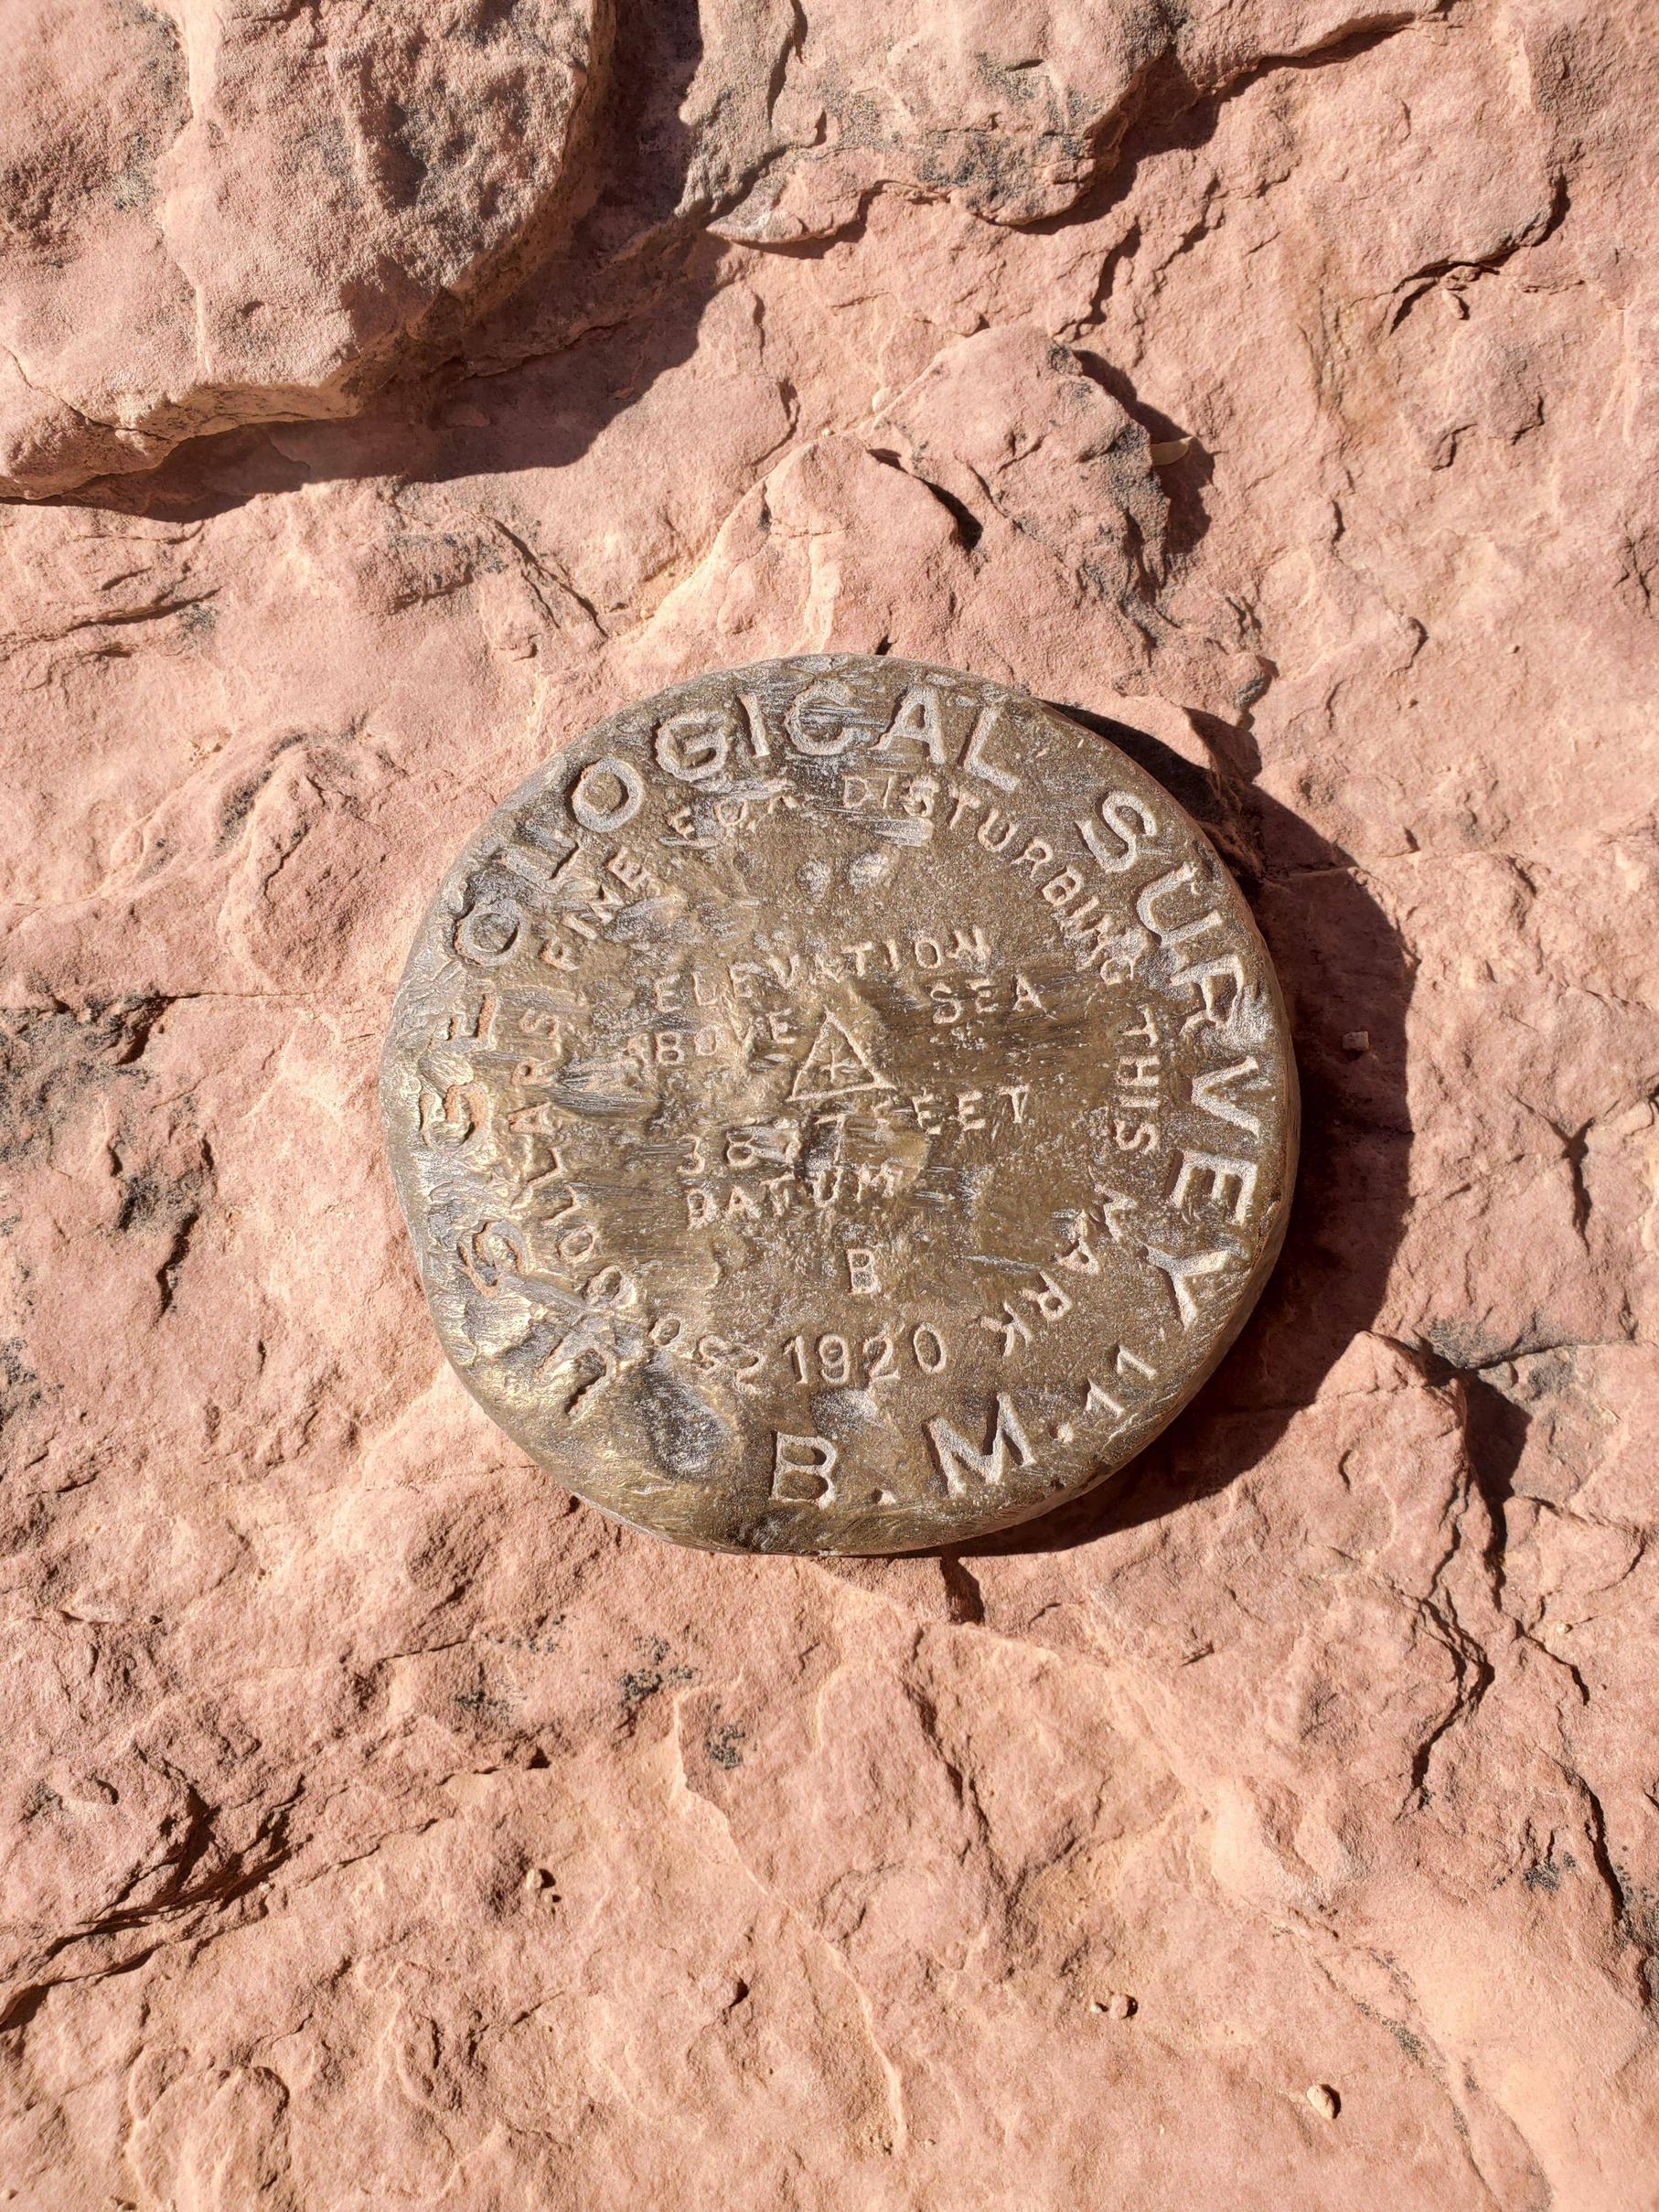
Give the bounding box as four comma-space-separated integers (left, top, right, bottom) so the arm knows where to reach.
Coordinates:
2, 1, 1658, 2206
0, 0, 607, 497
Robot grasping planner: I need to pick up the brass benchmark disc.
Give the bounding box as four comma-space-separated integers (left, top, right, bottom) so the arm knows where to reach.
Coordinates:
381, 657, 1297, 1554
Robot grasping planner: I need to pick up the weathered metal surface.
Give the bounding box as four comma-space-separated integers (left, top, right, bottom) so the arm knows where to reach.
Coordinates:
381, 657, 1297, 1552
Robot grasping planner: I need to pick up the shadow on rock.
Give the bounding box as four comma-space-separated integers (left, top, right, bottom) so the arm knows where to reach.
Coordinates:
958, 703, 1414, 1558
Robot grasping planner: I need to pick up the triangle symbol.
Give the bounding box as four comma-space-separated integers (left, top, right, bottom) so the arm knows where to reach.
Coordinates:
788, 1010, 895, 1102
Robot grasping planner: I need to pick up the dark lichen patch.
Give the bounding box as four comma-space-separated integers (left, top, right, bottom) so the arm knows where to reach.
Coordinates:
2, 0, 188, 245
455, 1683, 518, 1730
1524, 1850, 1576, 1894
1388, 2020, 1427, 2064
704, 1722, 745, 1770
972, 52, 1055, 107
108, 1, 191, 214
110, 1141, 213, 1311
175, 598, 218, 640
0, 999, 163, 1168
114, 1156, 209, 1237
215, 732, 313, 852
0, 1337, 45, 1435
480, 1615, 565, 1655
1422, 1314, 1572, 1377
620, 1636, 692, 1712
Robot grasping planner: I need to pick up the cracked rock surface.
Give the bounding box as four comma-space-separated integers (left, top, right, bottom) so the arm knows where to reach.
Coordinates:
2, 3, 1657, 2205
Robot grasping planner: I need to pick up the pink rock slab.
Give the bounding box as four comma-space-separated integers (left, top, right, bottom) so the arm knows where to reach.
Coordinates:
1, 4, 1657, 2207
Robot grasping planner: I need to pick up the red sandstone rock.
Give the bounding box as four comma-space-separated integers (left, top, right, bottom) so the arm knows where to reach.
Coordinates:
1, 5, 1657, 2207
0, 0, 607, 498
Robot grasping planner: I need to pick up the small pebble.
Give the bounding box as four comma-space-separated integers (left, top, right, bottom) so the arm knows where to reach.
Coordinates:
523, 1867, 550, 1892
1306, 2083, 1340, 2121
1343, 1030, 1371, 1053
1108, 1993, 1136, 2020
